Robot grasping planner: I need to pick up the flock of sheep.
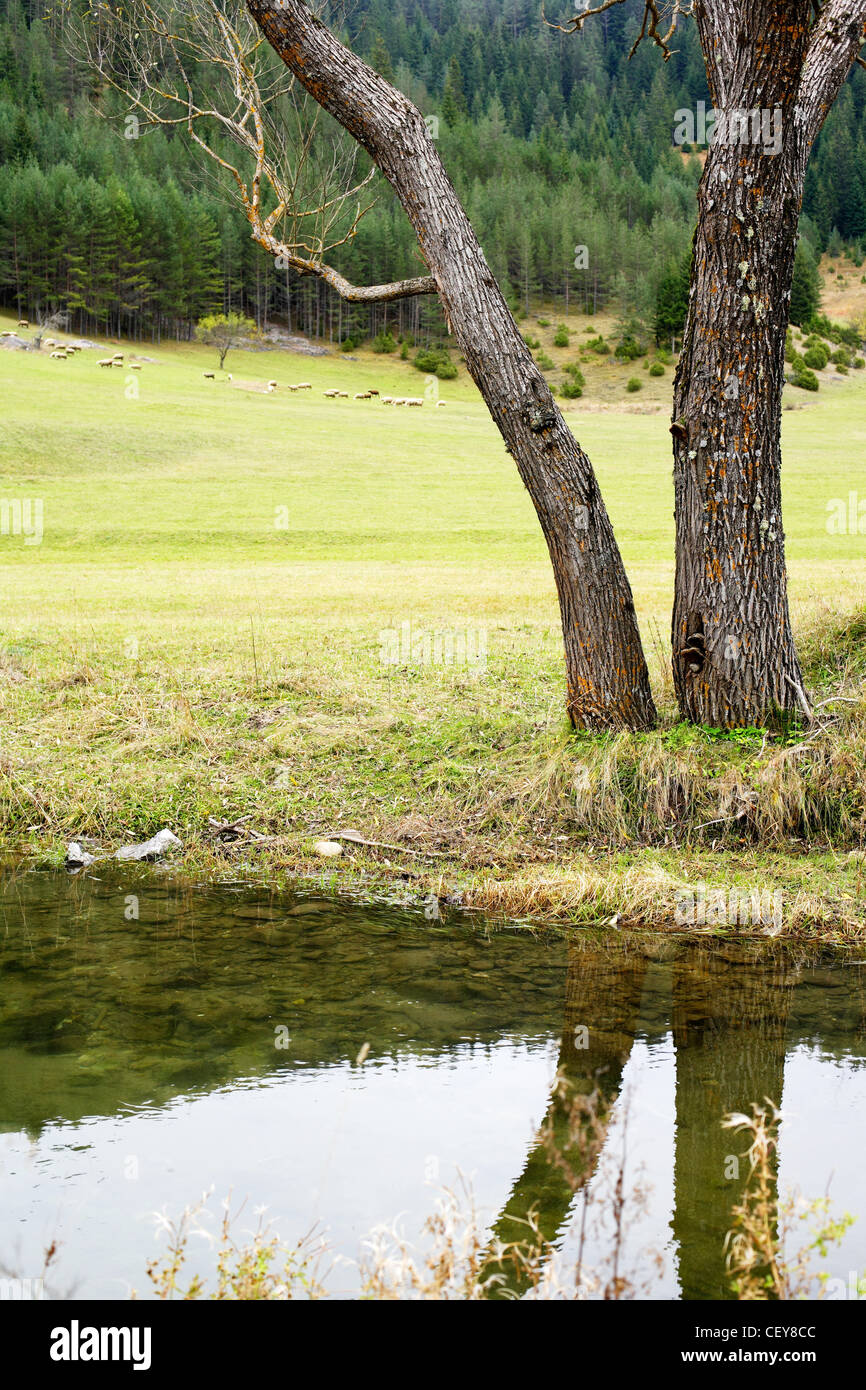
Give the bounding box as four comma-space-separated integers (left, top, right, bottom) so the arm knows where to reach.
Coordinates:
204, 374, 447, 406
5, 322, 449, 407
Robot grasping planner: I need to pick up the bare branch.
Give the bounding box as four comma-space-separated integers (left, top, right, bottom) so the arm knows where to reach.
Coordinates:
68, 0, 436, 302
544, 1, 694, 60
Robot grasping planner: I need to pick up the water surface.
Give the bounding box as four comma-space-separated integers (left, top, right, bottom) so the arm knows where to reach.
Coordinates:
1, 867, 865, 1299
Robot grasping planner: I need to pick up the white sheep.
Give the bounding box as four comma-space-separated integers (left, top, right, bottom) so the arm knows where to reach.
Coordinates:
50, 351, 67, 359
296, 382, 312, 390
98, 358, 114, 367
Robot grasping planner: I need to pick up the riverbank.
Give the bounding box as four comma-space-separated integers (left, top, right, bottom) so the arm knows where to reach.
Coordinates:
2, 606, 864, 941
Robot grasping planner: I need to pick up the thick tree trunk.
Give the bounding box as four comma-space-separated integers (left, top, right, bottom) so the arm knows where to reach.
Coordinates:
672, 0, 865, 726
246, 0, 656, 730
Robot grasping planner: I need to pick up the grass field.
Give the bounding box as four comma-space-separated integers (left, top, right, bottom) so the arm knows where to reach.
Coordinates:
1, 306, 865, 937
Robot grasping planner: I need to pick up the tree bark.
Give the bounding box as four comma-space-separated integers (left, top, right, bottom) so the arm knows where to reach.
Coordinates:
672, 0, 866, 726
246, 0, 656, 730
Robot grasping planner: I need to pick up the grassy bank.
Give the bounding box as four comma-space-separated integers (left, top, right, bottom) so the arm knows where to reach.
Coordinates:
1, 311, 864, 938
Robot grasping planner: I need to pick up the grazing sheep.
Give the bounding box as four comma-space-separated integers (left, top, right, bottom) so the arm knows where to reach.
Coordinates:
323, 389, 339, 398
267, 380, 278, 390
407, 398, 424, 407
368, 389, 380, 397
43, 338, 56, 348
0, 331, 14, 338
436, 400, 447, 407
381, 396, 394, 404
353, 392, 372, 400
203, 371, 215, 380
98, 358, 114, 367
337, 391, 349, 398
17, 319, 28, 328
296, 382, 312, 390
129, 363, 142, 370
50, 351, 67, 359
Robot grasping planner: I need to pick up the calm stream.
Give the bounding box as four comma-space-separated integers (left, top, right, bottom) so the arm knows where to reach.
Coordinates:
1, 867, 865, 1300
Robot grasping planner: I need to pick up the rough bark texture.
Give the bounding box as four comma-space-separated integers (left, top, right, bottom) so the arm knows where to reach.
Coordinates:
246, 0, 656, 730
673, 0, 866, 725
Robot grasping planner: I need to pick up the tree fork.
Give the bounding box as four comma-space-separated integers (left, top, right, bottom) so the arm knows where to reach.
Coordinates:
245, 0, 657, 730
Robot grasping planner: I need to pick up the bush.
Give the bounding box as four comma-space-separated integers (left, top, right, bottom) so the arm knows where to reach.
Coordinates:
615, 334, 644, 361
523, 334, 541, 349
585, 336, 610, 354
805, 314, 861, 350
831, 346, 852, 367
803, 345, 829, 370
372, 330, 397, 354
537, 317, 550, 327
535, 350, 555, 371
649, 362, 665, 377
553, 325, 570, 347
414, 346, 457, 377
855, 357, 865, 369
340, 337, 357, 352
626, 377, 643, 393
561, 363, 585, 398
791, 366, 819, 391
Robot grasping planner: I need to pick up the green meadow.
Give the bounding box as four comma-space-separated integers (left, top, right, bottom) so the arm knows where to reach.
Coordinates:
1, 312, 865, 935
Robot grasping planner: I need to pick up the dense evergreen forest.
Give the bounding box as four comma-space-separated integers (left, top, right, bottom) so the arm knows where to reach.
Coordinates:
1, 0, 865, 344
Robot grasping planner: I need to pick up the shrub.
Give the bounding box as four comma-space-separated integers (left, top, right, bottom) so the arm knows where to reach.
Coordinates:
553, 325, 570, 347
855, 357, 865, 369
537, 317, 550, 327
649, 362, 665, 377
523, 334, 541, 349
803, 345, 829, 370
535, 350, 555, 371
372, 330, 397, 354
831, 346, 852, 367
414, 346, 458, 379
791, 366, 819, 391
626, 377, 643, 393
561, 363, 585, 398
585, 335, 610, 354
340, 337, 357, 352
615, 334, 644, 361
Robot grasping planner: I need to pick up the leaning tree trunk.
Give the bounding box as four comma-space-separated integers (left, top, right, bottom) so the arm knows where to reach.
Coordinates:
672, 0, 863, 726
246, 0, 656, 731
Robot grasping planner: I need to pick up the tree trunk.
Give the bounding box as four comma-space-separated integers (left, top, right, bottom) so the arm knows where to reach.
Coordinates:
672, 0, 861, 726
246, 0, 656, 731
